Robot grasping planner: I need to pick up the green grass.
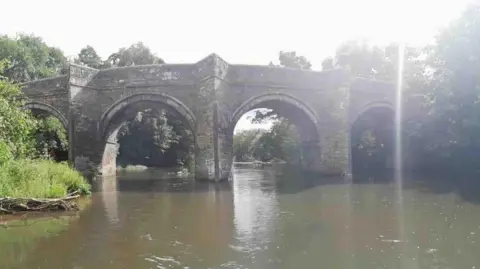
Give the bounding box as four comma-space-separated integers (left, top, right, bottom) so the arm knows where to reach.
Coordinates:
0, 159, 90, 198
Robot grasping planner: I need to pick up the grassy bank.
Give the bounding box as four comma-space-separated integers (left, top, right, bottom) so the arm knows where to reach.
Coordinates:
0, 159, 90, 198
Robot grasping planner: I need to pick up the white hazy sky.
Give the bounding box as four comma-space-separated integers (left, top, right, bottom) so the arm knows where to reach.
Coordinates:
1, 0, 472, 131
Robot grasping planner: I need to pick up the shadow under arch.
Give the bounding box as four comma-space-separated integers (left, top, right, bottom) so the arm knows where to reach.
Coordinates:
349, 101, 395, 127
349, 102, 396, 181
99, 92, 197, 175
22, 102, 68, 130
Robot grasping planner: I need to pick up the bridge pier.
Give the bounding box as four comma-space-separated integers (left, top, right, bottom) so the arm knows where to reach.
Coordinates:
300, 141, 323, 171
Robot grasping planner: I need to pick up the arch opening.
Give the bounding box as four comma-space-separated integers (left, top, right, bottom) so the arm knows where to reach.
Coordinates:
23, 102, 69, 162
350, 105, 395, 181
101, 94, 196, 177
230, 93, 321, 171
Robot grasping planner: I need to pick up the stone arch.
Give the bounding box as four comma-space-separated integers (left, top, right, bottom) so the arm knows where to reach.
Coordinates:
230, 92, 321, 139
349, 101, 396, 177
100, 93, 196, 141
99, 93, 196, 175
350, 101, 395, 127
23, 102, 68, 130
229, 92, 322, 170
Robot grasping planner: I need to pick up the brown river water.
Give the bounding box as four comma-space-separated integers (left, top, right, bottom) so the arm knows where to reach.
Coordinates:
1, 166, 480, 269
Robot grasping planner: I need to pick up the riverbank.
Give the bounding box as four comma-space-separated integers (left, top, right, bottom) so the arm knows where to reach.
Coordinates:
0, 159, 90, 214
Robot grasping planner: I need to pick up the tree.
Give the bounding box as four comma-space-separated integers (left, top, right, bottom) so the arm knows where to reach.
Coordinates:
413, 4, 480, 169
321, 57, 335, 70
318, 4, 480, 172
117, 108, 194, 170
106, 42, 164, 67
321, 39, 424, 81
278, 51, 312, 70
117, 108, 179, 166
74, 42, 164, 69
74, 45, 106, 69
0, 34, 67, 82
233, 129, 265, 162
258, 120, 301, 164
34, 116, 68, 159
251, 109, 279, 123
233, 121, 302, 164
0, 60, 36, 162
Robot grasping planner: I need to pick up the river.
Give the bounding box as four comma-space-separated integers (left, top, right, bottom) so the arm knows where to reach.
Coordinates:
1, 166, 480, 268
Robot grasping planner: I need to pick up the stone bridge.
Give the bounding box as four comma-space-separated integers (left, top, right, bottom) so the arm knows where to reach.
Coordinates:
20, 54, 396, 181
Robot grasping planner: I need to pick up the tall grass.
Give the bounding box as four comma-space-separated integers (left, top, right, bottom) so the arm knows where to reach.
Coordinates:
0, 159, 90, 198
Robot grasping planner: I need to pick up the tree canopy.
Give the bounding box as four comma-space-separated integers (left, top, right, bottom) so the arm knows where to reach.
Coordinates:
106, 42, 164, 67
0, 34, 67, 83
317, 4, 480, 172
74, 42, 164, 69
0, 59, 69, 163
413, 4, 480, 169
233, 121, 301, 164
321, 39, 424, 82
0, 61, 36, 161
278, 51, 312, 70
74, 45, 105, 69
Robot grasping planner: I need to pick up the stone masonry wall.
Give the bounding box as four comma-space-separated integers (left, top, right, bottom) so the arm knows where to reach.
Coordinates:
20, 75, 70, 121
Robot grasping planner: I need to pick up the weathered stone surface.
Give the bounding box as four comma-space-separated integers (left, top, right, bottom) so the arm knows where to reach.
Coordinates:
21, 54, 396, 182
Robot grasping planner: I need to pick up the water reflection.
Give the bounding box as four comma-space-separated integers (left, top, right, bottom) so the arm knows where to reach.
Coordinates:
1, 166, 480, 268
232, 168, 279, 267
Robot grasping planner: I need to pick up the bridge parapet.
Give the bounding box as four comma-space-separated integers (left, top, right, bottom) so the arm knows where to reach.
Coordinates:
21, 75, 68, 96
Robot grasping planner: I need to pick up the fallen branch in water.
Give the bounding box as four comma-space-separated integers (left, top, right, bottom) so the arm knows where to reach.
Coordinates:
0, 191, 80, 214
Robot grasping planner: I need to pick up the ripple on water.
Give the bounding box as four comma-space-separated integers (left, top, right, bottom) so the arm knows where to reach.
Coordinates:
145, 255, 181, 268
4, 168, 480, 269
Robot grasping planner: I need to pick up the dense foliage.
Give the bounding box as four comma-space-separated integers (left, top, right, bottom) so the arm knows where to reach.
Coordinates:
74, 42, 164, 69
0, 60, 68, 162
0, 60, 37, 161
233, 120, 301, 164
117, 108, 194, 171
0, 58, 88, 198
74, 45, 105, 69
275, 51, 312, 70
233, 129, 264, 162
416, 4, 480, 170
34, 116, 68, 159
0, 34, 67, 83
319, 4, 480, 172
